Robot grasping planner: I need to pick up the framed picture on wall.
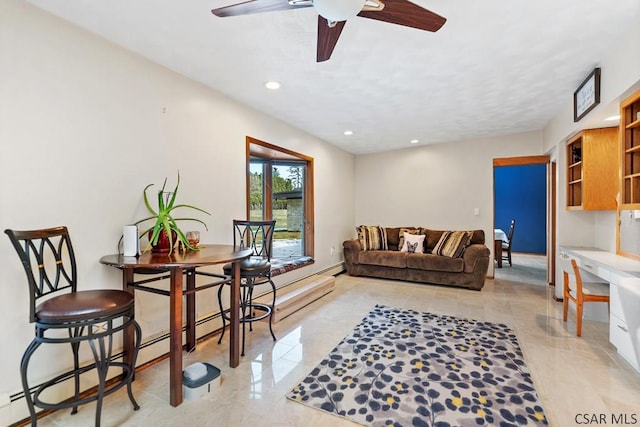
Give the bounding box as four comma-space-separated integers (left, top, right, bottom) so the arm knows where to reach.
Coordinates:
574, 67, 601, 122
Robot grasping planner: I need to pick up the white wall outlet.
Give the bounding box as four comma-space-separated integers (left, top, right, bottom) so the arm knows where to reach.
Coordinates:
473, 208, 480, 216
330, 246, 335, 255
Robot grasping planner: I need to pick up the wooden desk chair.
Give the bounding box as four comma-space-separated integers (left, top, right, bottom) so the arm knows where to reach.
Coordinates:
5, 226, 141, 426
217, 220, 277, 356
502, 219, 516, 266
561, 257, 610, 337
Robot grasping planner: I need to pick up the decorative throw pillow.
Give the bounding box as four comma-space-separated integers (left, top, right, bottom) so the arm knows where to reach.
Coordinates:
397, 227, 422, 251
356, 225, 388, 251
432, 230, 473, 258
400, 232, 426, 253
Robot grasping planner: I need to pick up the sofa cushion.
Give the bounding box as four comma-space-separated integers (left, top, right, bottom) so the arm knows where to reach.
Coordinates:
356, 225, 388, 251
423, 229, 445, 252
423, 229, 485, 251
469, 229, 485, 245
433, 231, 473, 258
406, 253, 464, 272
359, 251, 407, 268
400, 232, 425, 253
385, 227, 420, 251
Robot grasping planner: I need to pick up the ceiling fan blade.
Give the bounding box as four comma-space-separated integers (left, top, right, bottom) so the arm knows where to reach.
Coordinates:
357, 0, 446, 32
212, 0, 312, 17
317, 17, 346, 62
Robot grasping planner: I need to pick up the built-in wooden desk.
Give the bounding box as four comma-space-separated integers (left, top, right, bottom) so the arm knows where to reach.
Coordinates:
560, 247, 640, 372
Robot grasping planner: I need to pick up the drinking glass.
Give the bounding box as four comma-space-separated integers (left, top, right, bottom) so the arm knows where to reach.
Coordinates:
186, 231, 200, 247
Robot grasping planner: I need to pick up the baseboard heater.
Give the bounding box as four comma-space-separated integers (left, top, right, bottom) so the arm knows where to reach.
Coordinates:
255, 273, 336, 323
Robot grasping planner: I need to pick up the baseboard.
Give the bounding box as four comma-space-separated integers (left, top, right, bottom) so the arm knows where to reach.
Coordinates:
255, 274, 336, 323
314, 262, 345, 277
273, 275, 335, 322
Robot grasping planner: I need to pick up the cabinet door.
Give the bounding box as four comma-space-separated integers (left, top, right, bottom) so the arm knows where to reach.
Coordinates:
566, 128, 618, 210
582, 128, 619, 210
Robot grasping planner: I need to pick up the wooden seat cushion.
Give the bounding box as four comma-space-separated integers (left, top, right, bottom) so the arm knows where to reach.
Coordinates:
223, 257, 271, 278
36, 290, 134, 323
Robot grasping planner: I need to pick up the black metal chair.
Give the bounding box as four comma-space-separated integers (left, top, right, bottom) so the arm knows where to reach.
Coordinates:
5, 226, 141, 426
502, 219, 516, 267
217, 220, 277, 356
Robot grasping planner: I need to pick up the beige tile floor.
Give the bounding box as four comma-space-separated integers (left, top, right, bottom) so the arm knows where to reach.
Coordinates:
494, 253, 548, 286
37, 262, 640, 427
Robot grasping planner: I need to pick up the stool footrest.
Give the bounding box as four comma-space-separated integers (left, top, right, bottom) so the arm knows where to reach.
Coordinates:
221, 303, 272, 323
33, 362, 135, 410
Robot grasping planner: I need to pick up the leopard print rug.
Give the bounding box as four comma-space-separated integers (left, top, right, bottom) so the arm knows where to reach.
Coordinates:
287, 304, 548, 426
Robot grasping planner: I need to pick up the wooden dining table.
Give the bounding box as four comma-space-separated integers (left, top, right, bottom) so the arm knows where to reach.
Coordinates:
100, 244, 252, 407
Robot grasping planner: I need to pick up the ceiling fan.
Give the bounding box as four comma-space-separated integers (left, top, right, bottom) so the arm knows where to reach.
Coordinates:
211, 0, 446, 62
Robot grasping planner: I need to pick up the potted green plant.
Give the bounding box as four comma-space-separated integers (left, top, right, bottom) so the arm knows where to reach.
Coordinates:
134, 173, 210, 254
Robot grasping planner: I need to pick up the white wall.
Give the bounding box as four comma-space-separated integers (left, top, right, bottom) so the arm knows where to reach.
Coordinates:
543, 23, 640, 153
542, 23, 640, 297
354, 131, 545, 275
0, 1, 355, 419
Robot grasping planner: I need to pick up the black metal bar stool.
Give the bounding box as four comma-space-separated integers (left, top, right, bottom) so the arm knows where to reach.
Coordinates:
217, 220, 277, 356
5, 226, 142, 426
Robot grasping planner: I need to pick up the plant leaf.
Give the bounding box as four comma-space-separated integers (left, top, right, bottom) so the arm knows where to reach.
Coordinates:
172, 217, 209, 230
167, 172, 180, 210
133, 215, 157, 226
143, 184, 158, 216
168, 203, 211, 216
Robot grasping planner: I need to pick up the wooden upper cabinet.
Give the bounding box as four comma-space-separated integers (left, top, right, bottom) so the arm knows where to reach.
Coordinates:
566, 127, 619, 210
620, 89, 640, 208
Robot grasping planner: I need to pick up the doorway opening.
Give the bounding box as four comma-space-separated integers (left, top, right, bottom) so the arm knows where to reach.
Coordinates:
493, 155, 553, 287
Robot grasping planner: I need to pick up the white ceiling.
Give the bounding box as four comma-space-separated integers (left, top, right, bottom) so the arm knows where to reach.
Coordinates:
26, 0, 640, 154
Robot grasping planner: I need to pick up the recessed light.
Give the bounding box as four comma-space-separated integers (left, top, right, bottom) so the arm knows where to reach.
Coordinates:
605, 115, 620, 121
265, 81, 281, 90
410, 139, 419, 144
344, 130, 353, 136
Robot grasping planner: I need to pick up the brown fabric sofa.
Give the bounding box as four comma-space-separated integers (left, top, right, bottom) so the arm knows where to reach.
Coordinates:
343, 227, 490, 291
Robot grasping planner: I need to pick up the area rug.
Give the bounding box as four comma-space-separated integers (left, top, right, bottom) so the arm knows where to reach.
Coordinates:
287, 304, 547, 426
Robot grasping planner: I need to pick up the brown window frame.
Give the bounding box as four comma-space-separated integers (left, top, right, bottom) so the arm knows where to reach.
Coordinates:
246, 136, 314, 258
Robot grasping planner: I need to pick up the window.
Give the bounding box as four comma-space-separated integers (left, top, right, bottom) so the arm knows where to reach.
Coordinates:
246, 137, 314, 259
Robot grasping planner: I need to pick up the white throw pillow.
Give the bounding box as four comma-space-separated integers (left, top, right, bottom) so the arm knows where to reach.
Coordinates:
400, 232, 426, 253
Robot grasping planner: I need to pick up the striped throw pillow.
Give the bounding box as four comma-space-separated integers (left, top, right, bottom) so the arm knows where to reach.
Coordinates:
356, 225, 388, 251
432, 230, 473, 258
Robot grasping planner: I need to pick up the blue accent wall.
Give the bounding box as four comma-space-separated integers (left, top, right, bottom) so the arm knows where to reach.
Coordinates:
494, 164, 546, 254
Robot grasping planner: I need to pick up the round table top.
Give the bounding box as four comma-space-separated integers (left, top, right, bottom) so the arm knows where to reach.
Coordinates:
100, 244, 253, 269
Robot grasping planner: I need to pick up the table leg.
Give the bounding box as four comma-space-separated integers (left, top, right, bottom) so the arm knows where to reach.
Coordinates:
122, 268, 135, 376
186, 269, 196, 352
169, 267, 184, 407
230, 261, 240, 368
494, 239, 503, 268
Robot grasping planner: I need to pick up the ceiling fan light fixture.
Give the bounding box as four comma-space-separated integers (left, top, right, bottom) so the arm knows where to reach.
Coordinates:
313, 0, 365, 22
